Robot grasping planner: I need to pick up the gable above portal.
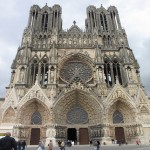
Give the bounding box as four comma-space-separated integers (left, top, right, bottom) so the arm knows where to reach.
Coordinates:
68, 22, 82, 34
18, 82, 51, 109
104, 83, 136, 109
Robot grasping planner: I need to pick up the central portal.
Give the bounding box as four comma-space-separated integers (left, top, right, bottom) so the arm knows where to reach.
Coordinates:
79, 128, 89, 145
115, 127, 125, 144
30, 128, 40, 145
67, 128, 77, 144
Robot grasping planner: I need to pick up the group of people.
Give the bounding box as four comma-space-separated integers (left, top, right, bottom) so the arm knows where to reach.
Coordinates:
90, 140, 101, 150
38, 140, 69, 150
37, 140, 53, 150
0, 133, 148, 150
17, 140, 27, 150
0, 132, 27, 150
58, 141, 65, 150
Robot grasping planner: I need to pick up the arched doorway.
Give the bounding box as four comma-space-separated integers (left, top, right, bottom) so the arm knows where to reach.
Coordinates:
67, 128, 77, 144
17, 99, 51, 144
107, 99, 136, 144
115, 127, 125, 144
79, 128, 89, 145
30, 128, 40, 145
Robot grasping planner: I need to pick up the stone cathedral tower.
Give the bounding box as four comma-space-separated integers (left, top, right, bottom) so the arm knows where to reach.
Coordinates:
0, 4, 150, 145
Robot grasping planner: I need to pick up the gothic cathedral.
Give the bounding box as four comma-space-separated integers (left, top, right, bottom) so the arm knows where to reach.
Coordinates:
0, 4, 150, 145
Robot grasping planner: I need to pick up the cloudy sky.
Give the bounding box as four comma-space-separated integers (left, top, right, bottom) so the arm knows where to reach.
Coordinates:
0, 0, 150, 97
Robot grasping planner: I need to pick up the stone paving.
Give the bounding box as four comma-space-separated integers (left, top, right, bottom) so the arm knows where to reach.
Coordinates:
26, 144, 150, 150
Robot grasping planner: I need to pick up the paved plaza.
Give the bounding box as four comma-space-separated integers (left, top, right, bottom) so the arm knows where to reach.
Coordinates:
26, 144, 150, 150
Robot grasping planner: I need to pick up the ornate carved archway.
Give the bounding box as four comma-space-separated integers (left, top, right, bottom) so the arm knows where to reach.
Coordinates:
17, 98, 52, 125
107, 99, 136, 124
53, 89, 103, 125
2, 107, 15, 124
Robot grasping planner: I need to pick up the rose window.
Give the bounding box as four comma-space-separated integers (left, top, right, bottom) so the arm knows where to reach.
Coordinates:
60, 60, 92, 83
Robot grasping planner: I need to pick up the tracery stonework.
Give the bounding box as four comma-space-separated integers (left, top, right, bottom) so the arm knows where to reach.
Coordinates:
60, 60, 92, 83
0, 3, 150, 146
67, 107, 88, 124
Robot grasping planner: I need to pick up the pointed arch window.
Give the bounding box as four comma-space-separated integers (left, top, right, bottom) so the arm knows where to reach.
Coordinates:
100, 14, 104, 30
91, 11, 95, 28
104, 14, 108, 31
104, 58, 123, 86
113, 110, 124, 123
52, 10, 59, 28
29, 56, 49, 87
108, 36, 111, 47
104, 60, 111, 86
110, 11, 119, 30
40, 57, 48, 87
30, 10, 38, 27
31, 111, 42, 125
100, 13, 108, 31
41, 11, 48, 31
30, 58, 38, 86
113, 60, 122, 84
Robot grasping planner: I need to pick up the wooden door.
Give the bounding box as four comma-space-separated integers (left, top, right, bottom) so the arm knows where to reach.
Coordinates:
79, 128, 89, 145
30, 128, 40, 145
115, 127, 125, 144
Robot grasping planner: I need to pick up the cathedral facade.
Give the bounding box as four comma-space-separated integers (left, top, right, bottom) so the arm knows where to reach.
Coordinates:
0, 4, 150, 145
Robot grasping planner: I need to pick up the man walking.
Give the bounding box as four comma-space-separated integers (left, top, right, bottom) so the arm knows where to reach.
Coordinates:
0, 132, 17, 150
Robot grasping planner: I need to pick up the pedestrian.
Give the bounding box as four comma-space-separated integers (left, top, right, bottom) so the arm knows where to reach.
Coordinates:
17, 140, 22, 150
138, 139, 141, 145
37, 140, 45, 150
60, 141, 65, 150
136, 139, 139, 145
71, 140, 74, 146
21, 140, 27, 150
58, 141, 61, 147
89, 140, 92, 146
96, 141, 100, 150
48, 140, 53, 150
118, 140, 121, 146
0, 132, 17, 150
111, 139, 114, 144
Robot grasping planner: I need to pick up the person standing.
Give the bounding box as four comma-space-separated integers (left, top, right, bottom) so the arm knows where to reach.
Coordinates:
138, 139, 141, 145
17, 140, 22, 150
111, 139, 114, 144
48, 140, 53, 150
89, 140, 92, 146
21, 140, 27, 150
136, 139, 139, 145
96, 141, 100, 150
37, 140, 45, 150
60, 141, 65, 150
0, 132, 17, 150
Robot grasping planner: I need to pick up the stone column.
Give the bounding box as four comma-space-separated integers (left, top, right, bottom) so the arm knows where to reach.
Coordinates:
110, 63, 114, 85
48, 65, 51, 84
76, 128, 79, 145
45, 126, 57, 146
38, 63, 41, 84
